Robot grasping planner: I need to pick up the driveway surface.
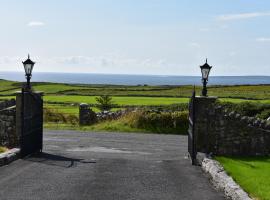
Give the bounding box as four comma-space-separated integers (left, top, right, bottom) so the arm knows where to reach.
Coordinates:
0, 130, 224, 200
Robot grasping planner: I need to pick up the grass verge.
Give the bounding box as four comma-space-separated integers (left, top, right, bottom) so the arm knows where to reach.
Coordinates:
0, 146, 8, 153
44, 110, 188, 134
44, 122, 150, 133
216, 156, 270, 200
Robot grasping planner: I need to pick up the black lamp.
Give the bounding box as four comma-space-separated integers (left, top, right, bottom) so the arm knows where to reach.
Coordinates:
22, 54, 35, 90
200, 59, 212, 96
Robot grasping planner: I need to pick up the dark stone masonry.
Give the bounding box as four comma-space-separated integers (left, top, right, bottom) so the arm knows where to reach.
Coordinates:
194, 97, 270, 156
0, 99, 18, 147
79, 103, 130, 125
79, 103, 97, 125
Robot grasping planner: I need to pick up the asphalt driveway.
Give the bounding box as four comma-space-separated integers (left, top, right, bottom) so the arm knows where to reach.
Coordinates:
0, 130, 224, 200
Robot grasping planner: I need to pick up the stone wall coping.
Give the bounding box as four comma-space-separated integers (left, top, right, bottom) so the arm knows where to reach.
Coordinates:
0, 148, 20, 167
15, 91, 44, 95
0, 105, 16, 111
80, 103, 89, 106
195, 96, 218, 99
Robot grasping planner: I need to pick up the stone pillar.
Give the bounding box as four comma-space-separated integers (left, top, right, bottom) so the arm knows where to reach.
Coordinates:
79, 103, 97, 125
194, 96, 217, 154
16, 90, 43, 156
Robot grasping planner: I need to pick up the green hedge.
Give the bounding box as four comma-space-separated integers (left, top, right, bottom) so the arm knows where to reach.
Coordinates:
123, 110, 189, 134
218, 101, 270, 119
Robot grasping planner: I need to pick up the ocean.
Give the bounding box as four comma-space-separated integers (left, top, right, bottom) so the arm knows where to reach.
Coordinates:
0, 71, 269, 86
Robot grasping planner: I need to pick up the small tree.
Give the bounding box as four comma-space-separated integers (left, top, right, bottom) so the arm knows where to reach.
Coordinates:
95, 95, 113, 111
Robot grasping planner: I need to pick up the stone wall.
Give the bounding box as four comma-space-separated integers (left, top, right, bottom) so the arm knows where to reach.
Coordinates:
79, 103, 97, 125
79, 103, 131, 125
0, 99, 18, 147
0, 99, 16, 110
194, 97, 270, 156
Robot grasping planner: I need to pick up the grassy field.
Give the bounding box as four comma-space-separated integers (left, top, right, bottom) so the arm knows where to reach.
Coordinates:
24, 95, 270, 117
45, 96, 269, 115
1, 79, 269, 117
44, 95, 189, 105
216, 156, 270, 200
1, 79, 270, 100
1, 79, 269, 113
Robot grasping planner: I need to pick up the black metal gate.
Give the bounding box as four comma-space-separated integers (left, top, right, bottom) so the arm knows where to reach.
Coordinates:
20, 88, 43, 157
188, 88, 196, 165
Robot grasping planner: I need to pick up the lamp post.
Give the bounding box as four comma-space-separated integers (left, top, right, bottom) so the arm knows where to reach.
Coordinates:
200, 59, 212, 96
22, 54, 35, 90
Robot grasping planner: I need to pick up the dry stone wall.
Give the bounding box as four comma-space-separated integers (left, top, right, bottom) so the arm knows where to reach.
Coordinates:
0, 99, 18, 147
194, 97, 270, 156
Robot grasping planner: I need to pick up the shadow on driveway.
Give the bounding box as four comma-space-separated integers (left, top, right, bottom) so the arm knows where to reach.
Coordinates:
24, 152, 96, 168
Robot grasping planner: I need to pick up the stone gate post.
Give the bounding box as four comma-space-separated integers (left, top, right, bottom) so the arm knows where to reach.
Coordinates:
79, 103, 97, 125
16, 90, 43, 157
193, 96, 217, 155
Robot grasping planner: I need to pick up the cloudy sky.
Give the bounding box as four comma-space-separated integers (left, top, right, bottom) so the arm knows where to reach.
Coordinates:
0, 0, 270, 76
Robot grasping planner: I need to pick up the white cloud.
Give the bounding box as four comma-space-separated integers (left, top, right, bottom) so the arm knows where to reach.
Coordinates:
0, 56, 20, 64
229, 51, 237, 57
27, 21, 45, 27
256, 37, 270, 42
199, 28, 209, 32
217, 12, 270, 21
51, 55, 167, 68
189, 42, 200, 48
219, 24, 229, 29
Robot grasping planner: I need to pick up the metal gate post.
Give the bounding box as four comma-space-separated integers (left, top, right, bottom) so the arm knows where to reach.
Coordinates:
188, 87, 197, 165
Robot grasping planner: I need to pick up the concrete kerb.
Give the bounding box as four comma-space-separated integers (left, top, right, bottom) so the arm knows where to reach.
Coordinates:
200, 157, 252, 200
0, 148, 20, 167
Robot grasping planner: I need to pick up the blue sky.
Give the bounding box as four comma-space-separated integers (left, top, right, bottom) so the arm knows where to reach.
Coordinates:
0, 0, 270, 75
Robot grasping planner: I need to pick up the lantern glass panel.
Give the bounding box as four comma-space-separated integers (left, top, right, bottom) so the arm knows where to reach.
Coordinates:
201, 68, 210, 80
24, 64, 33, 76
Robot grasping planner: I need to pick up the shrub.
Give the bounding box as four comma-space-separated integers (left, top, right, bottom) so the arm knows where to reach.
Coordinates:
256, 109, 270, 120
44, 108, 78, 125
121, 110, 188, 134
218, 101, 270, 118
0, 146, 8, 153
95, 95, 113, 111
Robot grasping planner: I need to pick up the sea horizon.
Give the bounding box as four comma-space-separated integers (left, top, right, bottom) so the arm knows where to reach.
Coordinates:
0, 71, 269, 86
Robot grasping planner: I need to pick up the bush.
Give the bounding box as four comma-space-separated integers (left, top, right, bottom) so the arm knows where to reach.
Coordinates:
218, 101, 270, 118
44, 108, 79, 125
95, 95, 113, 111
121, 110, 188, 134
256, 109, 270, 120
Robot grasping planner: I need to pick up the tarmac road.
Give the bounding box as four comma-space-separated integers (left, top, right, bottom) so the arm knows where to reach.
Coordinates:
0, 130, 224, 200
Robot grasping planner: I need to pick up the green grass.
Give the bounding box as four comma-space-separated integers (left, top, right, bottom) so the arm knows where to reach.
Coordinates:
216, 156, 270, 200
44, 121, 149, 133
1, 79, 270, 100
44, 95, 189, 106
2, 95, 269, 116
44, 110, 189, 134
0, 146, 8, 153
44, 95, 270, 107
219, 98, 270, 104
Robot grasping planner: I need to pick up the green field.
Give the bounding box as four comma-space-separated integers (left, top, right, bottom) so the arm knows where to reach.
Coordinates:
44, 95, 189, 105
1, 95, 267, 116
1, 79, 270, 100
216, 156, 270, 200
1, 79, 269, 118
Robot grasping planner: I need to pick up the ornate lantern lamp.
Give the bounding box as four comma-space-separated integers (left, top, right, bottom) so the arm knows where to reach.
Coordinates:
22, 54, 35, 90
200, 59, 212, 96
